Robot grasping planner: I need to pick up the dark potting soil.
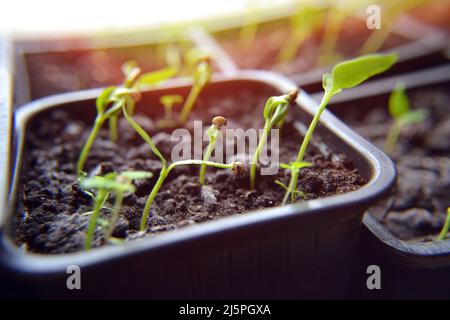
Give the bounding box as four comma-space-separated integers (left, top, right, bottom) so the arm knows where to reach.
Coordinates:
25, 41, 193, 100
15, 88, 366, 254
331, 83, 450, 242
216, 15, 408, 75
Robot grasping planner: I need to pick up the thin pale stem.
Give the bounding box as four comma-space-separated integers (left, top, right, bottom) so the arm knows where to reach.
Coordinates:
109, 114, 119, 142
199, 135, 217, 185
282, 90, 333, 205
77, 116, 105, 176
317, 10, 345, 66
85, 190, 108, 250
438, 208, 450, 241
140, 160, 234, 231
384, 120, 401, 155
179, 85, 201, 124
359, 24, 392, 55
140, 166, 168, 232
123, 105, 166, 165
277, 28, 309, 65
250, 124, 270, 190
105, 191, 124, 240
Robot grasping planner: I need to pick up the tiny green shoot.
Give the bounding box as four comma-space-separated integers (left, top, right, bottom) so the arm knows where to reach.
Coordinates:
81, 170, 153, 250
158, 94, 184, 128
179, 55, 212, 124
200, 116, 227, 185
438, 207, 450, 241
384, 83, 428, 155
281, 53, 398, 204
250, 89, 298, 190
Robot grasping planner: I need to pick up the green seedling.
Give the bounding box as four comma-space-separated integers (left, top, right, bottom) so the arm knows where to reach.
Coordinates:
200, 116, 227, 185
276, 6, 323, 65
359, 0, 425, 55
275, 161, 313, 199
281, 53, 398, 204
384, 83, 428, 155
178, 55, 212, 124
438, 207, 450, 241
121, 101, 242, 231
158, 94, 184, 128
250, 89, 298, 190
76, 62, 177, 176
81, 171, 153, 250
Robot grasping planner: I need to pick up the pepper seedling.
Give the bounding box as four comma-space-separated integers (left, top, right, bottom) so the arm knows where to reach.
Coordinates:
121, 100, 242, 231
200, 116, 227, 185
250, 89, 298, 190
178, 55, 212, 124
438, 207, 450, 241
81, 170, 153, 250
76, 62, 177, 176
158, 94, 184, 128
281, 53, 398, 204
384, 83, 428, 155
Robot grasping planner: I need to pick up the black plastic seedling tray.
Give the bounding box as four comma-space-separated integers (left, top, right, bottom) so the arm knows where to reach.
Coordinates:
0, 71, 396, 299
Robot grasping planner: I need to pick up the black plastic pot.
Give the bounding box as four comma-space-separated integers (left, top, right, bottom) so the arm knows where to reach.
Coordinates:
12, 29, 234, 107
322, 66, 450, 299
0, 71, 395, 299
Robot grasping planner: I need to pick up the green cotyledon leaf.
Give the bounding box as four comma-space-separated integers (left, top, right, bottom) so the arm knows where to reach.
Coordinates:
326, 53, 398, 95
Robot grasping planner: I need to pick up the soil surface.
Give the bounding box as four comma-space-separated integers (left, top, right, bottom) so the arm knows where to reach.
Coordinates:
15, 88, 366, 254
216, 15, 408, 75
25, 41, 193, 100
331, 83, 450, 242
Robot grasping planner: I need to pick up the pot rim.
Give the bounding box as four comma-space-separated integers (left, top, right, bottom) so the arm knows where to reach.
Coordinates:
1, 70, 396, 273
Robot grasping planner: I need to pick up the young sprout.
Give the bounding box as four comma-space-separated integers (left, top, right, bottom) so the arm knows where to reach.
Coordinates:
158, 94, 184, 128
281, 53, 398, 205
76, 62, 177, 176
250, 89, 298, 190
438, 207, 450, 241
199, 116, 227, 185
384, 83, 428, 155
81, 171, 153, 250
275, 161, 313, 199
178, 55, 212, 124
